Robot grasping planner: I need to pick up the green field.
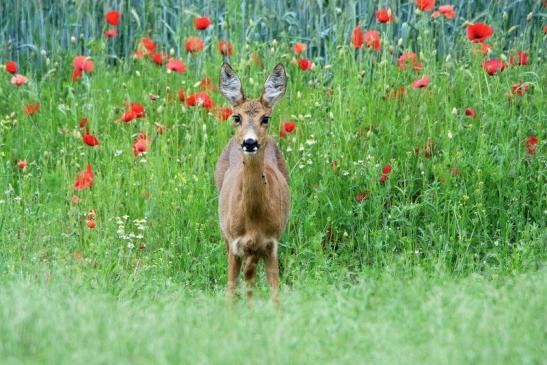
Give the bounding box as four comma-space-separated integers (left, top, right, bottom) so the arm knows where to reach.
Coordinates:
0, 1, 546, 364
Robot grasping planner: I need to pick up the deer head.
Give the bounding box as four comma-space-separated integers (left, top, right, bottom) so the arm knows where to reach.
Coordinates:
219, 63, 287, 155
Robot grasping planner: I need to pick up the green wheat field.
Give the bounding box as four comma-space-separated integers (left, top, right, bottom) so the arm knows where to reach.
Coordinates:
0, 0, 545, 364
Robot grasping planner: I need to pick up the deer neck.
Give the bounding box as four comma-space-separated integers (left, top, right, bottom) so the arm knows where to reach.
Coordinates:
241, 151, 268, 217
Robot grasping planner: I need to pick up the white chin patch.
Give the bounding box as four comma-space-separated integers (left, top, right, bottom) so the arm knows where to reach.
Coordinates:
243, 147, 259, 155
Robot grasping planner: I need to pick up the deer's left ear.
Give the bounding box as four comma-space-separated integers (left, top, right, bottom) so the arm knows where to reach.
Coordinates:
261, 64, 287, 108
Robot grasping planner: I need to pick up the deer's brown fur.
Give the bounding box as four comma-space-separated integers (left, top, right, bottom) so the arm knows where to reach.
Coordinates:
215, 63, 290, 303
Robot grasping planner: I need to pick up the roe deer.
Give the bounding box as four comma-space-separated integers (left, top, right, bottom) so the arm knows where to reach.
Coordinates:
215, 63, 290, 303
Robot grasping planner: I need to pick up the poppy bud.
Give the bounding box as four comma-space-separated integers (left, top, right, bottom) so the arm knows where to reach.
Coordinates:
507, 26, 519, 34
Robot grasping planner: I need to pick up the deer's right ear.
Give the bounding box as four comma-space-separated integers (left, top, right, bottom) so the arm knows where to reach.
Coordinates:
219, 63, 244, 106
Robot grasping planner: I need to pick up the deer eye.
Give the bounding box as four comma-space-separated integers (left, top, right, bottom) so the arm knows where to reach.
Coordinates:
232, 115, 241, 125
260, 116, 270, 125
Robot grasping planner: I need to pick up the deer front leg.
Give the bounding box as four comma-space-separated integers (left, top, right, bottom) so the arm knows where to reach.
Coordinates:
264, 244, 280, 305
227, 251, 242, 302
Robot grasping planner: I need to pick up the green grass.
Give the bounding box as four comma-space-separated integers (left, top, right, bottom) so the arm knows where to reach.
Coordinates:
0, 2, 546, 363
1, 270, 545, 365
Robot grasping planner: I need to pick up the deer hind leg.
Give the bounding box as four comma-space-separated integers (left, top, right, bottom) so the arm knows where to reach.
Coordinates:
243, 255, 259, 300
264, 241, 280, 305
227, 250, 242, 302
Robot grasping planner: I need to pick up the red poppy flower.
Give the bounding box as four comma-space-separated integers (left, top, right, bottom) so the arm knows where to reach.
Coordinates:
364, 30, 381, 51
129, 103, 145, 118
292, 42, 307, 54
6, 60, 17, 74
104, 29, 118, 38
72, 56, 94, 81
185, 37, 205, 53
105, 10, 120, 26
117, 110, 137, 123
17, 160, 27, 169
283, 121, 297, 133
380, 163, 392, 184
193, 17, 212, 30
215, 107, 233, 121
141, 37, 156, 54
87, 220, 97, 229
200, 77, 216, 92
116, 103, 144, 123
72, 68, 83, 81
82, 127, 100, 146
355, 192, 369, 202
133, 133, 150, 157
375, 8, 394, 23
544, 25, 547, 34
166, 58, 186, 73
74, 164, 94, 191
151, 53, 165, 65
525, 136, 538, 155
178, 90, 186, 102
185, 92, 214, 110
351, 26, 364, 48
218, 40, 233, 56
412, 75, 430, 89
509, 51, 529, 66
11, 74, 28, 86
24, 102, 40, 116
398, 52, 423, 71
298, 58, 313, 71
432, 5, 456, 19
465, 107, 476, 118
79, 118, 88, 128
416, 0, 435, 11
467, 23, 493, 43
511, 83, 529, 96
482, 59, 506, 75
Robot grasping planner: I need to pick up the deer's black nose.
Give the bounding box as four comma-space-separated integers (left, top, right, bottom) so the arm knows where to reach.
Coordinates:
242, 138, 260, 152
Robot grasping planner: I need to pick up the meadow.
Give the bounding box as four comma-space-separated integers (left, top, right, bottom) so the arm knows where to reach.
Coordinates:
0, 1, 546, 364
